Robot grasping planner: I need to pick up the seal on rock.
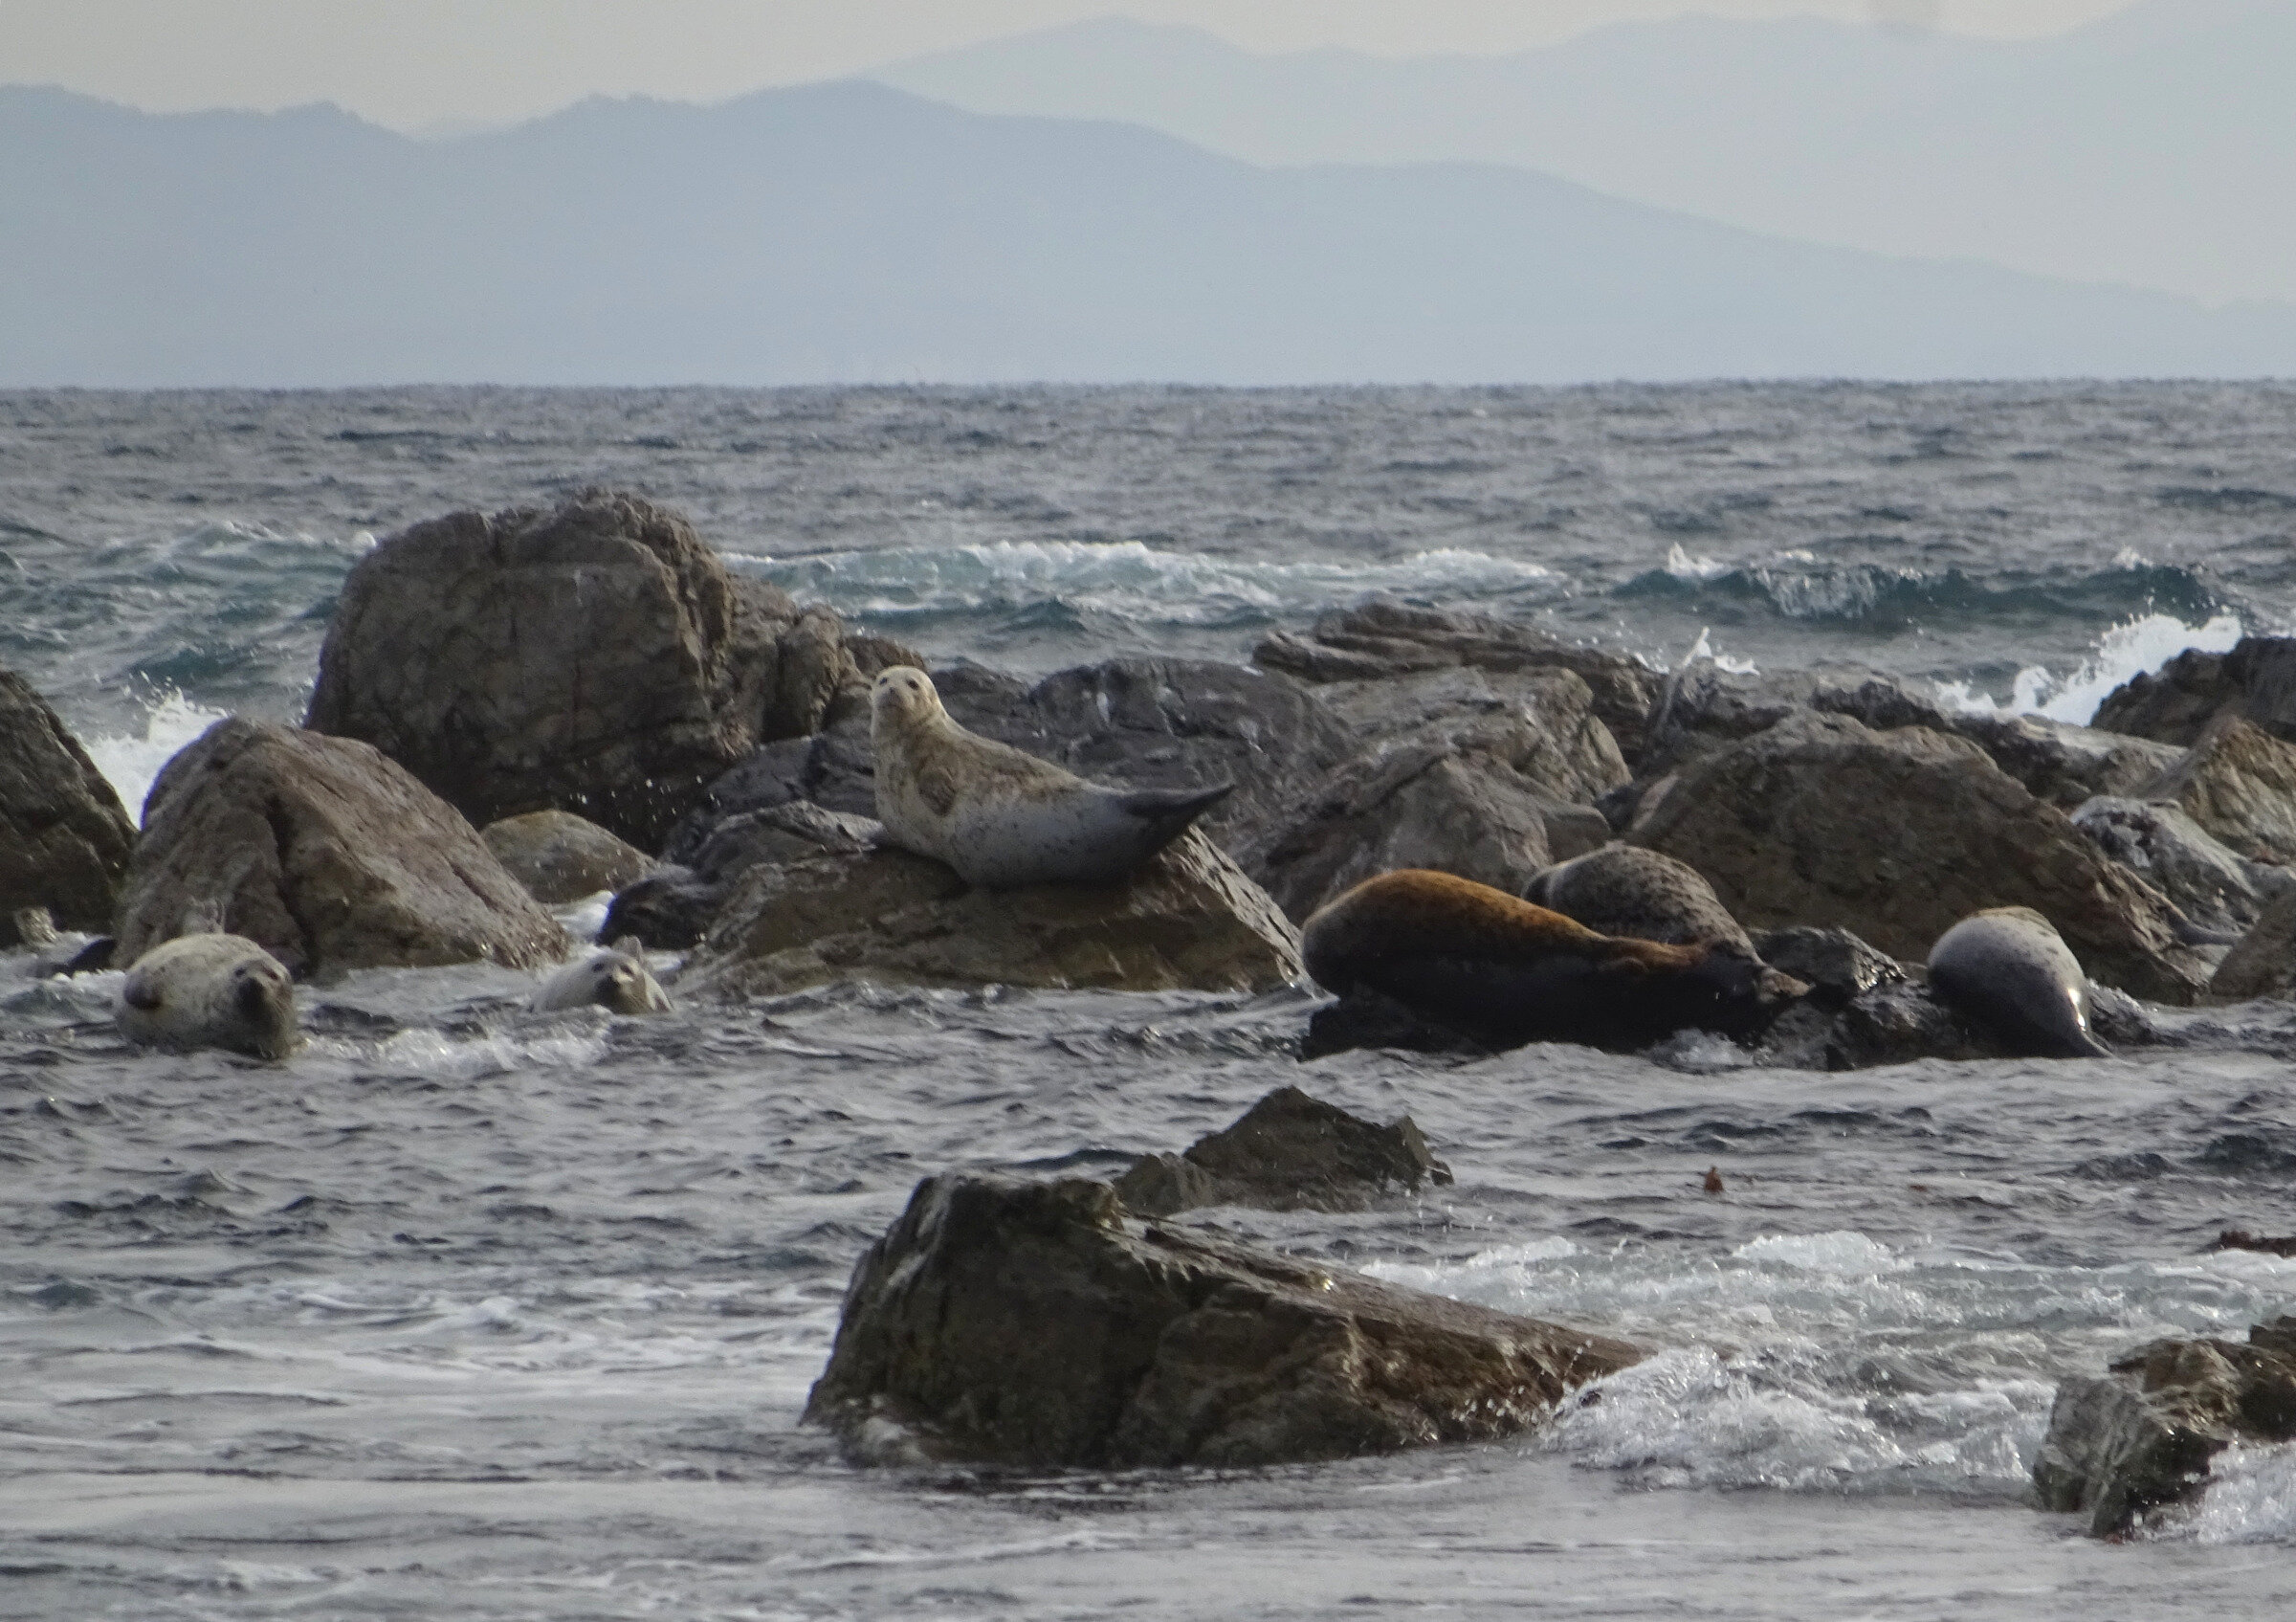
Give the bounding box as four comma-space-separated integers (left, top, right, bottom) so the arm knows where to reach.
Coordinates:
115, 932, 298, 1059
1926, 906, 2109, 1059
1521, 846, 1755, 956
872, 666, 1232, 888
1303, 869, 1805, 1053
531, 940, 673, 1015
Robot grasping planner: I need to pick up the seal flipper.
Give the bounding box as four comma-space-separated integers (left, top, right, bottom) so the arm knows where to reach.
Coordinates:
1115, 782, 1234, 850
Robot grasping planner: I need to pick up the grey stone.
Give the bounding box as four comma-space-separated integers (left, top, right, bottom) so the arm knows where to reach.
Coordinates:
1751, 925, 1909, 1002
2138, 713, 2296, 866
2092, 636, 2296, 746
0, 668, 136, 942
2210, 887, 2296, 1001
2070, 796, 2288, 939
1114, 1086, 1453, 1216
480, 810, 656, 904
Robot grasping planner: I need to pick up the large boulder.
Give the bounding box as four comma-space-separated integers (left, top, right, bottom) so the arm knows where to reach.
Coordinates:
2033, 1317, 2296, 1538
0, 668, 135, 944
2138, 714, 2296, 865
2069, 796, 2290, 939
1628, 711, 2205, 1003
479, 810, 655, 904
2091, 636, 2296, 746
604, 801, 882, 949
1254, 600, 1661, 762
115, 719, 565, 978
675, 826, 1301, 999
306, 489, 852, 851
1114, 1087, 1452, 1217
803, 1172, 1642, 1468
2209, 887, 2296, 1000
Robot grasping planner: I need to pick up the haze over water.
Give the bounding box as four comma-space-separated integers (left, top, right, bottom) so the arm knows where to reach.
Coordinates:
6, 382, 2296, 1617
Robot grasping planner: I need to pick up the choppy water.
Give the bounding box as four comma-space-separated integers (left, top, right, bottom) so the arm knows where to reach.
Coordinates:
6, 383, 2296, 1618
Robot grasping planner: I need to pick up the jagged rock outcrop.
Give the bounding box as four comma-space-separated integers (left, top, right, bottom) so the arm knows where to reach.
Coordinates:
604, 801, 882, 949
305, 489, 861, 851
2138, 713, 2296, 865
2070, 796, 2289, 938
1114, 1087, 1452, 1217
115, 719, 564, 978
803, 1172, 1641, 1467
2091, 636, 2296, 746
1254, 600, 1660, 762
0, 668, 136, 944
2034, 1317, 2296, 1538
1628, 711, 2205, 1003
2210, 887, 2296, 1000
675, 826, 1300, 998
479, 810, 655, 904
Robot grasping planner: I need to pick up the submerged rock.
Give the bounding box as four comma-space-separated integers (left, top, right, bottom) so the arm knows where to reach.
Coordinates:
675, 826, 1300, 998
0, 666, 137, 942
1114, 1086, 1452, 1217
2033, 1317, 2296, 1538
480, 810, 656, 904
116, 719, 565, 978
803, 1172, 1641, 1468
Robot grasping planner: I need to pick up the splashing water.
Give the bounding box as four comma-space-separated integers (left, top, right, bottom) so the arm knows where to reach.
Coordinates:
80, 689, 232, 823
1936, 611, 2247, 726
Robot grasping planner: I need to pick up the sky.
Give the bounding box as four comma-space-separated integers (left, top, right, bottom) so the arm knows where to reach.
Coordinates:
0, 0, 2139, 132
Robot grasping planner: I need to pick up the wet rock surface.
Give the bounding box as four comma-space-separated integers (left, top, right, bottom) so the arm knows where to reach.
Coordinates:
1750, 925, 1909, 1002
1298, 987, 1492, 1061
2092, 635, 2296, 747
2069, 796, 2287, 939
2138, 713, 2296, 866
2033, 1317, 2296, 1538
2209, 887, 2296, 1000
606, 803, 886, 949
480, 810, 656, 904
803, 1172, 1642, 1468
1114, 1086, 1452, 1216
115, 718, 566, 978
0, 666, 137, 941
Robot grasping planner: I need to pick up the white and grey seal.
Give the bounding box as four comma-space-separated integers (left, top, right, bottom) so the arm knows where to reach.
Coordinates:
115, 933, 298, 1059
531, 939, 672, 1015
871, 665, 1232, 888
1521, 846, 1756, 957
1927, 906, 2109, 1059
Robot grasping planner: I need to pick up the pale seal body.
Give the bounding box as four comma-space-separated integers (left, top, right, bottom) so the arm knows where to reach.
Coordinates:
1303, 869, 1804, 1053
531, 943, 672, 1015
1521, 846, 1755, 956
1927, 906, 2108, 1059
871, 666, 1231, 888
115, 933, 298, 1059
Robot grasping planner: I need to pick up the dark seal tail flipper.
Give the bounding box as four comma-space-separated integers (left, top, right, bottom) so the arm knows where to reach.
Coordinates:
1116, 782, 1234, 850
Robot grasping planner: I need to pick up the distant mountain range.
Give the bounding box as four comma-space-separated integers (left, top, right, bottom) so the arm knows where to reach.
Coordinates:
5, 78, 2295, 387
876, 0, 2296, 307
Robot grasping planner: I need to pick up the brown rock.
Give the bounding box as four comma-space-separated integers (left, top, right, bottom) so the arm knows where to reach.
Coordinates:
803, 1172, 1642, 1467
479, 810, 655, 904
2139, 713, 2296, 865
676, 825, 1300, 998
116, 719, 565, 978
1114, 1086, 1452, 1217
2091, 636, 2296, 747
1628, 711, 2204, 1003
0, 668, 137, 942
2209, 887, 2296, 1000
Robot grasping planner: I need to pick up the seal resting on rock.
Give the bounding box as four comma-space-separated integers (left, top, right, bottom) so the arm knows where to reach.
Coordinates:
1926, 906, 2109, 1058
115, 933, 298, 1059
1521, 846, 1755, 956
872, 666, 1232, 888
530, 940, 672, 1015
1303, 869, 1805, 1053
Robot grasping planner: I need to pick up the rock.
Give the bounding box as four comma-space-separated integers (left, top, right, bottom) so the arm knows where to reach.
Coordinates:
2070, 796, 2287, 939
0, 668, 137, 941
1114, 1087, 1453, 1217
1753, 978, 2039, 1071
2033, 1317, 2296, 1538
1750, 925, 1909, 1002
479, 810, 655, 904
1628, 711, 2206, 1004
1942, 715, 2184, 811
1255, 600, 1661, 761
9, 906, 57, 948
2209, 887, 2296, 1000
2138, 714, 2296, 866
1638, 665, 1883, 780
676, 826, 1301, 998
2206, 1231, 2296, 1258
1299, 987, 1492, 1061
2092, 636, 2296, 746
662, 720, 878, 863
306, 488, 838, 851
802, 1171, 1642, 1468
115, 719, 565, 978
605, 802, 885, 949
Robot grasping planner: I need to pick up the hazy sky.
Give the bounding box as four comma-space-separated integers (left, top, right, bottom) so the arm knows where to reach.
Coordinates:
0, 0, 2138, 130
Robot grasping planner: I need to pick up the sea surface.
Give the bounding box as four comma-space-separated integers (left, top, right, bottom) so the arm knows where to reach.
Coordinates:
5, 383, 2296, 1619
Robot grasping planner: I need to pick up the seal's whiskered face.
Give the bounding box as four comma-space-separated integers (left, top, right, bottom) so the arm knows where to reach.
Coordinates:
872, 665, 939, 723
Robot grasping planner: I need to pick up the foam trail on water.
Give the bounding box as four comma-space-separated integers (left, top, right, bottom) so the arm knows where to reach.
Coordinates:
1936, 611, 2246, 726
82, 690, 232, 825
2183, 1441, 2296, 1544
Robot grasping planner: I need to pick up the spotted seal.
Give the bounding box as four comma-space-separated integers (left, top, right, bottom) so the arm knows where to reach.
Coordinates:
1520, 846, 1756, 956
871, 665, 1232, 888
115, 932, 298, 1059
531, 939, 672, 1015
1926, 906, 2109, 1059
1303, 869, 1805, 1053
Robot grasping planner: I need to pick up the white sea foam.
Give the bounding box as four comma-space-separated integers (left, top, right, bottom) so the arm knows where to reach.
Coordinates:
82, 690, 232, 825
1936, 611, 2246, 726
1664, 543, 1732, 581
2184, 1440, 2296, 1544
727, 539, 1556, 627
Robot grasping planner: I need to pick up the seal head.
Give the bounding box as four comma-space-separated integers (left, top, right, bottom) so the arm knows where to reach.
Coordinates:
871, 665, 1231, 888
531, 941, 673, 1015
1927, 906, 2109, 1059
1303, 869, 1805, 1053
115, 932, 298, 1059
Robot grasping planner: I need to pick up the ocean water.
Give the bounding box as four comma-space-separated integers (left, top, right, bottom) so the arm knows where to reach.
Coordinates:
6, 383, 2296, 1618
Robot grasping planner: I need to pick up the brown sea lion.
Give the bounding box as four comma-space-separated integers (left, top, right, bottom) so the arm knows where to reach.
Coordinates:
1302, 869, 1805, 1053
